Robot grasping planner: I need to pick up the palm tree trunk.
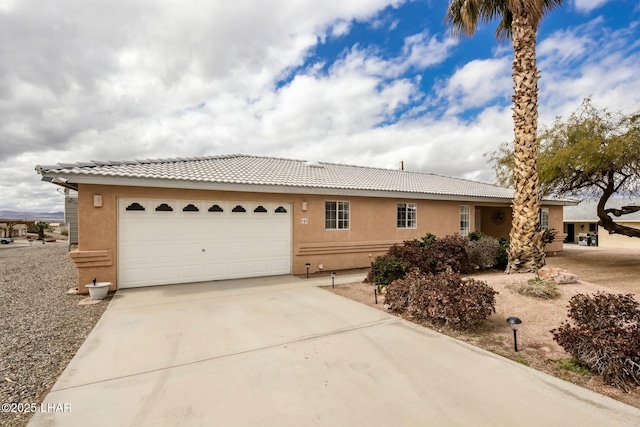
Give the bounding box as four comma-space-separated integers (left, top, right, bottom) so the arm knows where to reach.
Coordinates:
506, 12, 545, 273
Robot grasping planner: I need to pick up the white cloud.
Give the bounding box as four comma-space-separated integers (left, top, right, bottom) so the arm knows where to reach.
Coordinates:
435, 58, 512, 115
573, 0, 610, 13
1, 0, 639, 213
537, 19, 640, 121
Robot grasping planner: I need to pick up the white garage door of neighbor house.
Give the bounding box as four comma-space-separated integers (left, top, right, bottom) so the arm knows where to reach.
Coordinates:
118, 199, 292, 288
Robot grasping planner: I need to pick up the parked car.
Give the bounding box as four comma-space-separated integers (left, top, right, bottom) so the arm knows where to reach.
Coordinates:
0, 237, 14, 244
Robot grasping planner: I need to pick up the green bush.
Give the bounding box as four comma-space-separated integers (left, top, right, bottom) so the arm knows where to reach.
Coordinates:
467, 235, 500, 269
551, 293, 640, 391
416, 232, 437, 247
385, 269, 497, 330
542, 228, 558, 246
468, 231, 484, 241
367, 255, 406, 286
495, 237, 509, 270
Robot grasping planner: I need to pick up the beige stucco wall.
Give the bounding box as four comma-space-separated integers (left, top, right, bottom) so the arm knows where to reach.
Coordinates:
545, 205, 565, 253
597, 223, 640, 249
71, 183, 565, 291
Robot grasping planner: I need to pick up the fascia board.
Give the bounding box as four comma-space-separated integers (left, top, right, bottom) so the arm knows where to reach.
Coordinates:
40, 173, 569, 205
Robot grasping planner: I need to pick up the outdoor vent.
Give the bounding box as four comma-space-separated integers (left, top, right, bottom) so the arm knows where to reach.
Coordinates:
155, 203, 173, 212
232, 205, 246, 213
208, 204, 224, 212
126, 202, 145, 211
254, 206, 267, 213
305, 160, 324, 168
275, 206, 287, 213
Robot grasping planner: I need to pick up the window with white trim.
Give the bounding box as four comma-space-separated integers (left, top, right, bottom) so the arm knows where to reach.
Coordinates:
540, 208, 549, 231
397, 203, 417, 228
459, 205, 470, 236
325, 201, 350, 229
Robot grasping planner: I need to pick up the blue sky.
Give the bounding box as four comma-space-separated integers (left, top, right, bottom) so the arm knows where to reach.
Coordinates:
1, 0, 639, 212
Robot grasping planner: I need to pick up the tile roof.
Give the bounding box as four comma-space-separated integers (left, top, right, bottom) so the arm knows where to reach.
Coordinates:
35, 154, 563, 202
564, 199, 640, 222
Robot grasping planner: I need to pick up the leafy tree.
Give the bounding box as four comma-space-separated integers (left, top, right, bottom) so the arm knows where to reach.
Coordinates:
445, 0, 563, 273
489, 99, 640, 239
28, 221, 50, 240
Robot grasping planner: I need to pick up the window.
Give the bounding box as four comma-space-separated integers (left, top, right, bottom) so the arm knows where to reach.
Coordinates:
397, 203, 417, 228
125, 202, 145, 211
459, 205, 470, 236
182, 204, 199, 212
540, 208, 549, 231
325, 201, 349, 229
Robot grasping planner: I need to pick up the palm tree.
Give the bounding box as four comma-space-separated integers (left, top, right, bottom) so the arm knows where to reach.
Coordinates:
445, 0, 562, 273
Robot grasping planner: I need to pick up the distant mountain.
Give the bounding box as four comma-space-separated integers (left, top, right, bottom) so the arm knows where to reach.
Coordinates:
0, 210, 64, 222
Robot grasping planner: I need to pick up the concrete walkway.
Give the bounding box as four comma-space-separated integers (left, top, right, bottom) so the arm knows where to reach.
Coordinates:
30, 274, 640, 426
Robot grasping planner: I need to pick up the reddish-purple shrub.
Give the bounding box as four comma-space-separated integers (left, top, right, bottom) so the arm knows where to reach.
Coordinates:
551, 293, 640, 391
385, 269, 497, 330
424, 235, 474, 274
367, 234, 475, 285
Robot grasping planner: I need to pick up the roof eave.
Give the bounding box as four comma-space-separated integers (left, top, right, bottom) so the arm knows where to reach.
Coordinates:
37, 172, 576, 205
36, 173, 513, 202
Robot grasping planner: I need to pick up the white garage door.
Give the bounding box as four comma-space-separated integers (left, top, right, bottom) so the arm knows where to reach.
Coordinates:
118, 199, 291, 288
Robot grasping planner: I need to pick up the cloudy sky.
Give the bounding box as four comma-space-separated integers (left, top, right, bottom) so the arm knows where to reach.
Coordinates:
1, 0, 639, 212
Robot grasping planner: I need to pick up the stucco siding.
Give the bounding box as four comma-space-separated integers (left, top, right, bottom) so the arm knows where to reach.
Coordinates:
70, 184, 565, 291
598, 223, 640, 249
72, 184, 487, 291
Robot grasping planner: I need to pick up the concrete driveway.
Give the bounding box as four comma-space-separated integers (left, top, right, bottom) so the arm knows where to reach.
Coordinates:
30, 275, 640, 427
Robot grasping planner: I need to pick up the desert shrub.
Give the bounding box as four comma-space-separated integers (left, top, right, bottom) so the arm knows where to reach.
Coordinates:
467, 235, 501, 269
424, 234, 474, 274
385, 269, 497, 330
388, 240, 433, 273
382, 269, 416, 311
495, 237, 509, 270
367, 234, 474, 285
506, 277, 560, 299
551, 293, 640, 391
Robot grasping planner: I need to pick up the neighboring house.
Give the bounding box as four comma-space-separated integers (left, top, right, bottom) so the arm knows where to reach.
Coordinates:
0, 223, 27, 238
564, 199, 640, 249
65, 189, 79, 246
36, 155, 573, 292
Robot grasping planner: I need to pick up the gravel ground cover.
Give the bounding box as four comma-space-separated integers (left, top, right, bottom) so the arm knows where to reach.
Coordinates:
0, 243, 110, 427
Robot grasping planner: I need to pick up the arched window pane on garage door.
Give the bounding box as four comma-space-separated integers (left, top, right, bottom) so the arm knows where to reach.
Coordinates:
183, 204, 199, 212
156, 203, 173, 212
126, 202, 145, 211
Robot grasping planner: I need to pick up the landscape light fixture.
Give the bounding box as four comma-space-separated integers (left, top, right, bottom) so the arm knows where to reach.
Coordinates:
372, 282, 378, 304
507, 316, 523, 352
331, 271, 336, 289
305, 263, 311, 278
